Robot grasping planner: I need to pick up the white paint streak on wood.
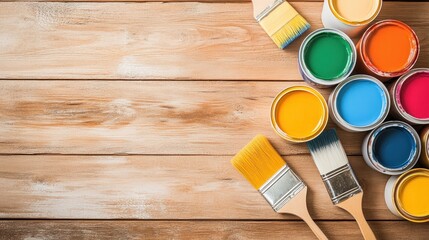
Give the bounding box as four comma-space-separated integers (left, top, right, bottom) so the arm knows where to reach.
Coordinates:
116, 56, 185, 79
0, 2, 427, 79
0, 81, 365, 155
0, 155, 394, 220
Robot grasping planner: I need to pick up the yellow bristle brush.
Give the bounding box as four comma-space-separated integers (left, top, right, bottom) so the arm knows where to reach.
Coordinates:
231, 135, 327, 240
252, 0, 310, 48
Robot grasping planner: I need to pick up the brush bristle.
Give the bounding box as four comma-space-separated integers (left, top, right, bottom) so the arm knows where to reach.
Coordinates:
258, 2, 310, 49
231, 135, 286, 189
307, 129, 349, 175
271, 15, 310, 49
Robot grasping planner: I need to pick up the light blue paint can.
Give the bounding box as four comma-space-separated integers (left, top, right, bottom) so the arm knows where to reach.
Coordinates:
329, 74, 390, 132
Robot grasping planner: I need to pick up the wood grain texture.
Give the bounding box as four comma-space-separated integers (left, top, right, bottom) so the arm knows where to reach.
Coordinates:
0, 2, 428, 80
0, 1, 420, 6
0, 1, 428, 238
0, 0, 325, 2
1, 220, 428, 240
0, 155, 396, 220
0, 80, 370, 155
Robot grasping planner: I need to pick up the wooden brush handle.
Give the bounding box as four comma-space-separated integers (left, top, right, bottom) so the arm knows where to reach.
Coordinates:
337, 192, 377, 240
299, 210, 329, 240
278, 187, 328, 240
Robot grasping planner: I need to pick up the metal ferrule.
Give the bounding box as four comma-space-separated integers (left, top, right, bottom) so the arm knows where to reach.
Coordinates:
259, 165, 306, 212
321, 164, 362, 204
256, 0, 285, 22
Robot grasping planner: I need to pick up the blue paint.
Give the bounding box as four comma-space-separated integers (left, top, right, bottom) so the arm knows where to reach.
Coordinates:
336, 79, 386, 127
373, 126, 416, 169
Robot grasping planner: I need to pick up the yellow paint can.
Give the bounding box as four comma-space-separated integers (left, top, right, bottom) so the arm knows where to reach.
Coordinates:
270, 86, 328, 143
385, 168, 429, 223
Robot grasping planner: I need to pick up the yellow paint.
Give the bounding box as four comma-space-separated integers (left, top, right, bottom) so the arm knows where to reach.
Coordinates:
231, 135, 285, 190
330, 0, 381, 24
397, 172, 429, 218
259, 2, 309, 49
271, 86, 327, 142
259, 2, 298, 36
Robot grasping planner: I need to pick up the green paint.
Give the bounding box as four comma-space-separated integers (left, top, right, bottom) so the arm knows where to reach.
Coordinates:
304, 32, 353, 80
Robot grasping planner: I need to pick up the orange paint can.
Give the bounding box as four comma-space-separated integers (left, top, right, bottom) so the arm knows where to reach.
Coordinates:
356, 20, 420, 81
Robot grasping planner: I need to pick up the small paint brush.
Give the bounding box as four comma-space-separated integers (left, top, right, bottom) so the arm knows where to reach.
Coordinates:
307, 129, 376, 240
231, 135, 327, 240
252, 0, 310, 48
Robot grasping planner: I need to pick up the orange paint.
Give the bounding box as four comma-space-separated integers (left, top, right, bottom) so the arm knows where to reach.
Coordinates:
359, 20, 419, 79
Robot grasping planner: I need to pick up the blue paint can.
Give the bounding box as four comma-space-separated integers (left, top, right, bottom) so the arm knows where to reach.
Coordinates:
362, 121, 421, 175
328, 74, 390, 132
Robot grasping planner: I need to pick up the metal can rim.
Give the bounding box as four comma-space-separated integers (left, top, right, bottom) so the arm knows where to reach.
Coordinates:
365, 121, 421, 175
391, 68, 429, 124
298, 28, 356, 87
420, 126, 429, 168
330, 74, 390, 132
359, 20, 420, 78
393, 168, 429, 222
328, 0, 382, 26
270, 86, 328, 143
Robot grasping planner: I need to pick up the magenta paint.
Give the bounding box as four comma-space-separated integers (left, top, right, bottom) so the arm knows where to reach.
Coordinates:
390, 68, 429, 124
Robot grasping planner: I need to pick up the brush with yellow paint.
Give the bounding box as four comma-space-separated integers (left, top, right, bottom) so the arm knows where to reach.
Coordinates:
231, 135, 327, 240
253, 0, 310, 48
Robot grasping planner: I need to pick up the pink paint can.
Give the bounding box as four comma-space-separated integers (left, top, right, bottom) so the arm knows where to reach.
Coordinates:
390, 68, 429, 124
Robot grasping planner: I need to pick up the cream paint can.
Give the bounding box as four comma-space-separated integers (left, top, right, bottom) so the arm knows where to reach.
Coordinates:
385, 168, 429, 222
321, 0, 382, 37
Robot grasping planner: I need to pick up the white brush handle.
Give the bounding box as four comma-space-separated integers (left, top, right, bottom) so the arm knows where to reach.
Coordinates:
251, 0, 279, 19
278, 187, 328, 240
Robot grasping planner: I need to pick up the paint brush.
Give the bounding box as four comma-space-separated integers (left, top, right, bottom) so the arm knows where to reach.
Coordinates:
231, 135, 327, 240
307, 129, 376, 240
252, 0, 310, 48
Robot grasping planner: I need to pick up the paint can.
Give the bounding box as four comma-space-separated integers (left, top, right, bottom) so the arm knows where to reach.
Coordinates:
329, 75, 389, 132
321, 0, 382, 37
389, 68, 429, 125
298, 28, 356, 88
384, 168, 429, 222
420, 126, 429, 168
270, 86, 328, 143
362, 121, 421, 175
356, 20, 420, 81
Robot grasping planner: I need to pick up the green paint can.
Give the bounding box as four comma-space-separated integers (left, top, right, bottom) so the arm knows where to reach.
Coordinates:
299, 28, 356, 88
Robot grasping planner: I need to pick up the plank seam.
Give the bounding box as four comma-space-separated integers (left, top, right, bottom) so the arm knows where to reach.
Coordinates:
0, 218, 408, 222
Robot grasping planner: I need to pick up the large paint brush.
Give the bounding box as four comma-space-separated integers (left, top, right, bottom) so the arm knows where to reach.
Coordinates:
307, 129, 376, 240
252, 0, 310, 48
231, 135, 327, 240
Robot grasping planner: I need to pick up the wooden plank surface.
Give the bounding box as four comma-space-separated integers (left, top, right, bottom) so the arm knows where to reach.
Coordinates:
0, 155, 395, 220
0, 0, 415, 2
0, 80, 368, 155
0, 0, 325, 2
0, 2, 428, 80
1, 1, 429, 239
1, 220, 428, 240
